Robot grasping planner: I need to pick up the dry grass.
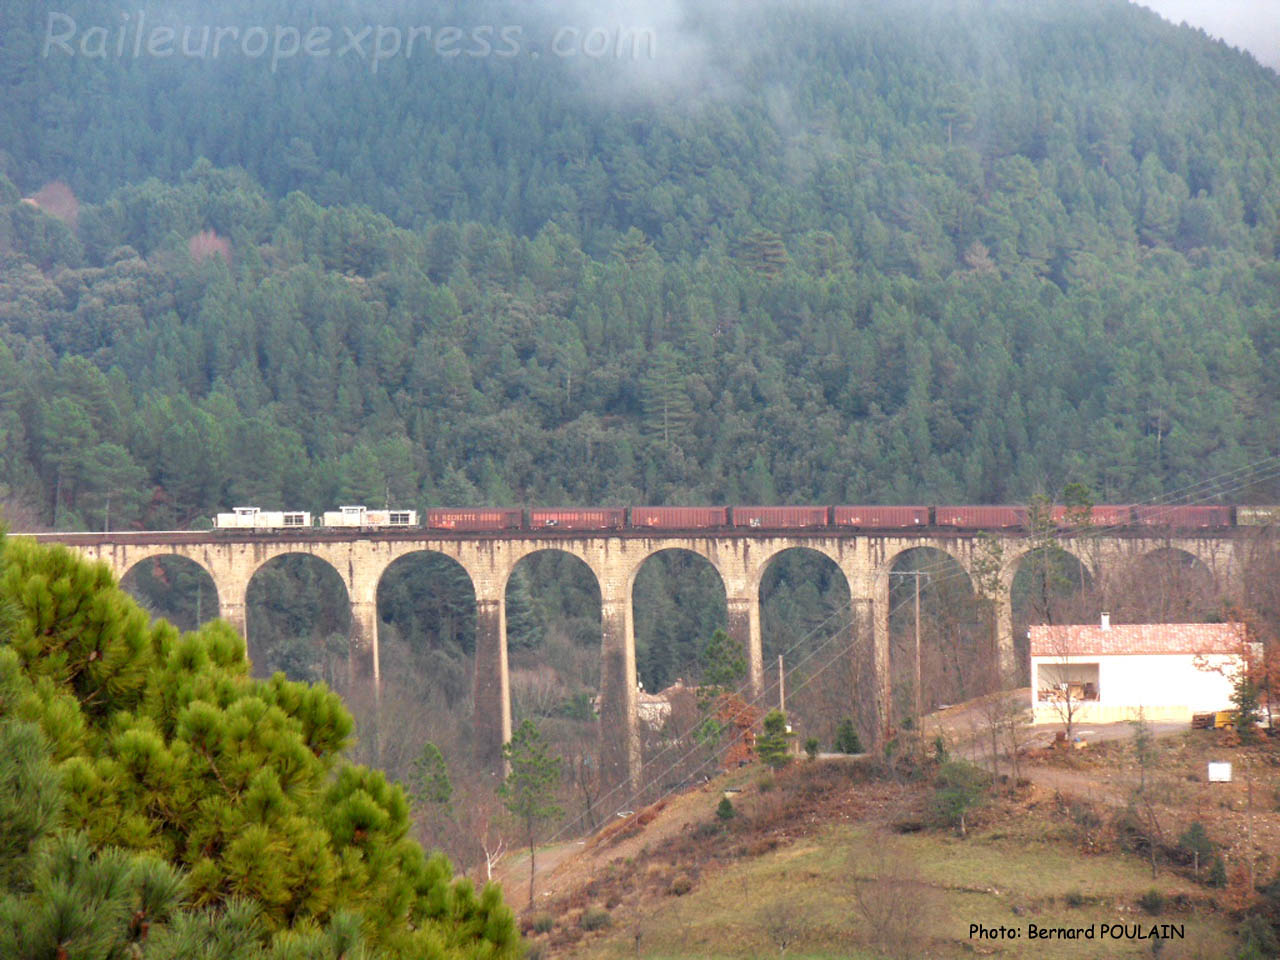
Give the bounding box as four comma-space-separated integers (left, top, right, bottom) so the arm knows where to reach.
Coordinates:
526, 730, 1275, 960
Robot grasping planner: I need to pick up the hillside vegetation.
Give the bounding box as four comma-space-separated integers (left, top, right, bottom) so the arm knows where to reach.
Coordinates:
2, 0, 1280, 532
0, 534, 520, 957
517, 729, 1280, 959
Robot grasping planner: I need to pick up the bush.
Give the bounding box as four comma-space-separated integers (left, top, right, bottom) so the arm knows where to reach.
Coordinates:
1139, 889, 1165, 915
716, 797, 735, 820
1178, 821, 1214, 877
580, 907, 612, 931
804, 737, 820, 760
834, 718, 863, 754
756, 709, 793, 770
530, 913, 554, 934
929, 761, 991, 836
693, 820, 722, 839
1235, 915, 1279, 960
668, 873, 693, 896
1208, 857, 1228, 888
757, 773, 775, 792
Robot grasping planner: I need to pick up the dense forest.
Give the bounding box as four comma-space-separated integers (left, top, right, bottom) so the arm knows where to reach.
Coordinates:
2, 0, 1280, 795
2, 0, 1280, 530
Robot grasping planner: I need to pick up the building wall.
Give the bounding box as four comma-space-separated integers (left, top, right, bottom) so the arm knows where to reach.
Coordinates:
1031, 653, 1241, 724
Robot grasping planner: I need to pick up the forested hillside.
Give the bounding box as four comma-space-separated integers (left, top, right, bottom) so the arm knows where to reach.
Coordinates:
2, 0, 1279, 532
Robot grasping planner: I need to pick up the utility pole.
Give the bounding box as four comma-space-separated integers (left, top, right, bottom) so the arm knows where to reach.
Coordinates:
890, 570, 927, 722
778, 654, 785, 712
915, 572, 922, 722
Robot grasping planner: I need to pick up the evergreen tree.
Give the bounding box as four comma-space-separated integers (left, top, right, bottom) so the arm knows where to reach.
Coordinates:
499, 720, 563, 905
407, 741, 453, 810
756, 709, 794, 770
0, 538, 519, 960
833, 719, 863, 755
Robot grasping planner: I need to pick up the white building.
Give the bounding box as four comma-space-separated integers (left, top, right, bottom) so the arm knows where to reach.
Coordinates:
1030, 618, 1246, 724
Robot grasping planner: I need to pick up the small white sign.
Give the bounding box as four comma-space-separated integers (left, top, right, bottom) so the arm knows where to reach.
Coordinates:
1208, 762, 1232, 783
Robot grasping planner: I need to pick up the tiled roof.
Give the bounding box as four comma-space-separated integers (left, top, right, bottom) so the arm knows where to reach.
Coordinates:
1029, 622, 1246, 657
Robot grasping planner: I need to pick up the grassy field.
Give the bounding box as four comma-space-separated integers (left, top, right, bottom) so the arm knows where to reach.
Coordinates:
574, 821, 1230, 959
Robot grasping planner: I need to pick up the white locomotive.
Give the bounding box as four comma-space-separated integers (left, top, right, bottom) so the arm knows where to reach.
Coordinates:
320, 505, 418, 528
213, 506, 312, 529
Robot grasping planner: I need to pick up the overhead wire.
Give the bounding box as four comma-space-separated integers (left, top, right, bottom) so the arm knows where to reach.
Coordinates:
544, 453, 1280, 841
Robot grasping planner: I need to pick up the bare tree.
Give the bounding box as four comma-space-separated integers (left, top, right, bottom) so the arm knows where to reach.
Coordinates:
1035, 626, 1091, 742
970, 533, 1007, 691
849, 834, 943, 959
760, 901, 804, 958
977, 691, 1032, 782
510, 665, 566, 722
571, 750, 602, 832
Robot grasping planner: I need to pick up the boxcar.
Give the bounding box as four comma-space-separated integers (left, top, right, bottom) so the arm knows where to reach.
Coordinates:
630, 506, 729, 529
1050, 505, 1132, 527
1237, 506, 1280, 526
730, 506, 830, 529
530, 508, 626, 530
425, 508, 523, 531
1134, 505, 1233, 528
935, 506, 1027, 528
833, 506, 930, 528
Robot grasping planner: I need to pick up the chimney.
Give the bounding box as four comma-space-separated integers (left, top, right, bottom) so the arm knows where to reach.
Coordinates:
1101, 612, 1111, 630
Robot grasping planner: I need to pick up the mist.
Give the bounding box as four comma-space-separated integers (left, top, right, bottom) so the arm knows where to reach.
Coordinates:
1138, 0, 1280, 69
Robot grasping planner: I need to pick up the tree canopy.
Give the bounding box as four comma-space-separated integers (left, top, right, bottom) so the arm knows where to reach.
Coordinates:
0, 533, 520, 959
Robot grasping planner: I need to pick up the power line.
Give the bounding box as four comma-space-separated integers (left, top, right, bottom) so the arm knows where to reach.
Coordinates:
544, 457, 1280, 841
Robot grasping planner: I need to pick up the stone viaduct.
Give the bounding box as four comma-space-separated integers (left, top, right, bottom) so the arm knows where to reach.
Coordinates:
24, 527, 1247, 790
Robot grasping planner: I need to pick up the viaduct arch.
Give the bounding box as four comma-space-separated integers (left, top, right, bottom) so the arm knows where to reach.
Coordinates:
28, 527, 1247, 794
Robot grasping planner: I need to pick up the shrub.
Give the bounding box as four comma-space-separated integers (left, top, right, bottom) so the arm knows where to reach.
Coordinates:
1139, 889, 1165, 915
530, 913, 554, 934
757, 773, 775, 792
668, 874, 693, 896
580, 907, 612, 931
1178, 821, 1214, 877
834, 718, 863, 754
1208, 857, 1228, 888
1235, 915, 1279, 959
717, 797, 736, 820
804, 737, 820, 760
928, 761, 991, 836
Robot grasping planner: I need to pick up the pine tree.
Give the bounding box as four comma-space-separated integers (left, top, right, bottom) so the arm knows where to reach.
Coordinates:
408, 741, 453, 810
641, 344, 693, 447
500, 720, 563, 905
833, 719, 863, 755
756, 709, 793, 771
0, 537, 520, 960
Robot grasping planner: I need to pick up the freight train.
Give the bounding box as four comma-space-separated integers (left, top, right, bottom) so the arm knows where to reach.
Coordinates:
213, 504, 1280, 532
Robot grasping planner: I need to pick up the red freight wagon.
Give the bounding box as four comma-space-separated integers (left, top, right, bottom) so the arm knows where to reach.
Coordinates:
530, 508, 626, 530
426, 508, 523, 531
631, 507, 729, 529
1050, 505, 1132, 527
833, 506, 930, 528
1134, 505, 1232, 528
935, 506, 1027, 528
731, 506, 829, 529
